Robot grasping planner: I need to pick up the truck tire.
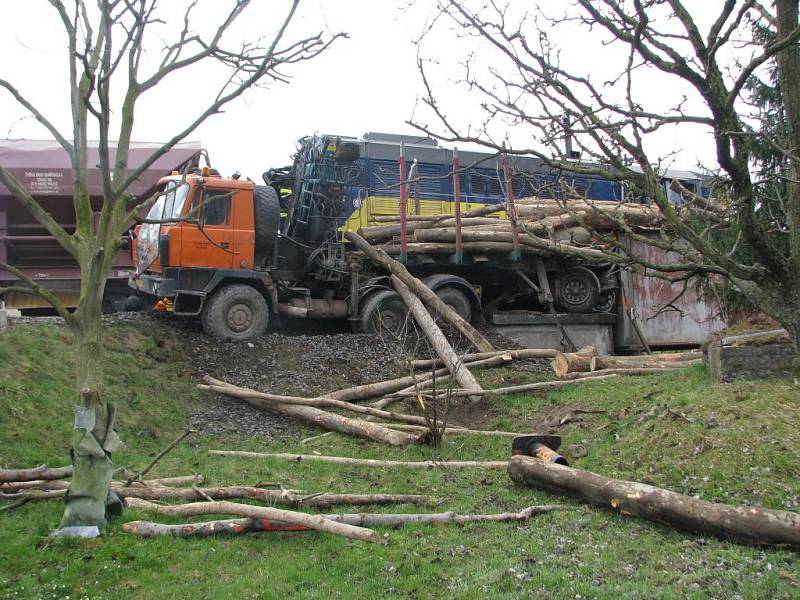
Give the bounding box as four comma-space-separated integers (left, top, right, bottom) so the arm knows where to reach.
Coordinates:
254, 185, 281, 257
555, 267, 600, 314
201, 284, 269, 341
435, 286, 472, 323
357, 290, 409, 335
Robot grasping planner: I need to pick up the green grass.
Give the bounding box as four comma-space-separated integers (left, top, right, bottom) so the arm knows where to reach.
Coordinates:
1, 322, 798, 599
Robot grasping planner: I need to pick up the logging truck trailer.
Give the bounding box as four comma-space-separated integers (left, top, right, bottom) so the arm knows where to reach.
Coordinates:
128, 134, 624, 340
128, 133, 726, 344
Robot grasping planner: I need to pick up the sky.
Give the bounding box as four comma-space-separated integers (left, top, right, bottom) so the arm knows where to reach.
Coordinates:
0, 1, 748, 182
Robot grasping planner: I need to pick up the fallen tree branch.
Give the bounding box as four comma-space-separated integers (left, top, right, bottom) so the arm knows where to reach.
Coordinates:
200, 379, 430, 426
392, 275, 483, 399
123, 499, 384, 544
208, 451, 508, 469
0, 465, 72, 483
559, 365, 700, 380
124, 429, 197, 486
345, 230, 494, 353
381, 423, 529, 437
122, 505, 573, 537
201, 377, 420, 447
118, 485, 434, 507
410, 348, 557, 369
508, 456, 800, 548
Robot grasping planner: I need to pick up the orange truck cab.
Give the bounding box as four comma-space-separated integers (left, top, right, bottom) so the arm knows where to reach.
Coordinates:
130, 169, 285, 339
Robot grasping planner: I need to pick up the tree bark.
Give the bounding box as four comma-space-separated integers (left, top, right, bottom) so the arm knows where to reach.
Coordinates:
122, 505, 570, 537
410, 348, 557, 369
209, 451, 508, 469
118, 485, 434, 507
591, 356, 702, 371
202, 377, 420, 446
507, 455, 800, 548
391, 275, 483, 399
559, 366, 696, 380
552, 346, 597, 377
0, 466, 73, 483
345, 231, 495, 353
123, 499, 384, 544
201, 378, 431, 426
381, 423, 529, 437
59, 308, 122, 533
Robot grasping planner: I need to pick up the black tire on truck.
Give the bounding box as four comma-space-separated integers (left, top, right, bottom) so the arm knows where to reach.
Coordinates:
555, 267, 601, 313
201, 284, 269, 341
357, 290, 409, 335
434, 286, 472, 323
253, 185, 281, 263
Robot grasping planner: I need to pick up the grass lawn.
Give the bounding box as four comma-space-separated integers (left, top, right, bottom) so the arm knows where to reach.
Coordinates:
1, 321, 798, 599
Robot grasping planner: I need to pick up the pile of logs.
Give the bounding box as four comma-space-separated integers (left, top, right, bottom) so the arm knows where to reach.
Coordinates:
551, 346, 702, 379
356, 198, 665, 255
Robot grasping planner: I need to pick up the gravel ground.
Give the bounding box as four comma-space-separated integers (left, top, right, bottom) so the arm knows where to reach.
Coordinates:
6, 311, 553, 440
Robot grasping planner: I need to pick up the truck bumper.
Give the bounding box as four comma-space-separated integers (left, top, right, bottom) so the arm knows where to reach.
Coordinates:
129, 272, 176, 297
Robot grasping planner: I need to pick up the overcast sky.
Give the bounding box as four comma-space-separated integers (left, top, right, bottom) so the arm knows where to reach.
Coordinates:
0, 1, 735, 182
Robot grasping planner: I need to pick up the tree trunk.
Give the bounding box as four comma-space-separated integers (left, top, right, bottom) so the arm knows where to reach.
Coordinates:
0, 466, 73, 483
200, 378, 432, 426
209, 451, 509, 468
345, 231, 495, 353
202, 377, 420, 446
591, 355, 702, 371
507, 456, 800, 548
391, 275, 483, 399
559, 366, 695, 380
552, 346, 597, 377
122, 505, 570, 537
124, 499, 384, 544
58, 303, 122, 533
410, 348, 557, 369
118, 485, 434, 507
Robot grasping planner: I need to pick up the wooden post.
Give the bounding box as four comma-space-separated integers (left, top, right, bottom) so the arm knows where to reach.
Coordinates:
502, 155, 521, 259
453, 147, 463, 264
399, 141, 408, 262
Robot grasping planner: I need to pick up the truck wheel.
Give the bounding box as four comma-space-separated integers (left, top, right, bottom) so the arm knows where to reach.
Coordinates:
435, 286, 472, 323
201, 284, 269, 341
555, 267, 600, 313
254, 185, 281, 256
357, 290, 409, 335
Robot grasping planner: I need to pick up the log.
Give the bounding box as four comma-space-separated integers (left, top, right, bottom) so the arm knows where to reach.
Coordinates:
559, 365, 699, 380
345, 231, 495, 353
410, 347, 557, 369
209, 451, 508, 469
384, 375, 618, 400
122, 505, 570, 538
118, 485, 434, 507
200, 378, 431, 427
552, 346, 598, 378
391, 275, 483, 399
507, 455, 800, 548
1, 474, 203, 492
381, 424, 529, 437
370, 353, 514, 409
0, 465, 72, 483
591, 355, 702, 371
201, 377, 420, 447
123, 499, 384, 544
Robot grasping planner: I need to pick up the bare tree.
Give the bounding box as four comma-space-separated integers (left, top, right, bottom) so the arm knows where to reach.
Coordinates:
410, 0, 800, 350
0, 0, 343, 534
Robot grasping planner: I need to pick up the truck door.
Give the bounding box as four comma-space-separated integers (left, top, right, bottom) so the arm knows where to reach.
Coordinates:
180, 187, 235, 269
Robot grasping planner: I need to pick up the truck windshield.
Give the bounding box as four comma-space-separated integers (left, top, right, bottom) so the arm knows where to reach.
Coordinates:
146, 181, 190, 222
